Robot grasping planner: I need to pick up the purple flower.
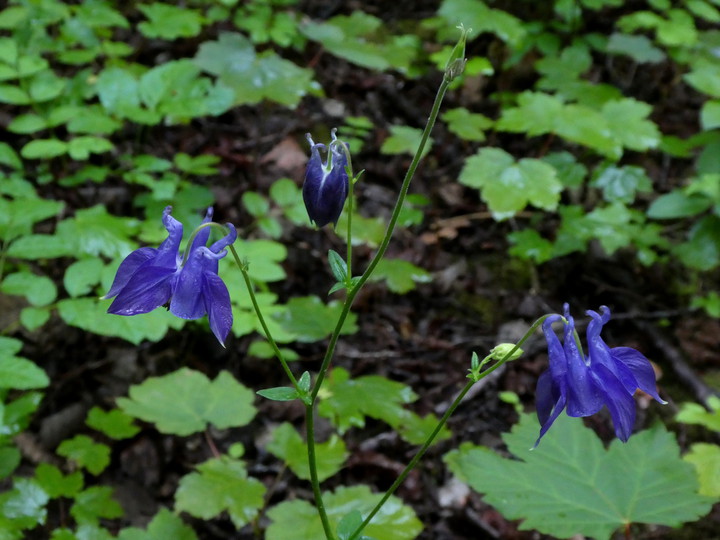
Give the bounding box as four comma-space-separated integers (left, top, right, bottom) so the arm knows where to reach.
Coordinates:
535, 304, 665, 446
104, 206, 237, 345
302, 131, 349, 227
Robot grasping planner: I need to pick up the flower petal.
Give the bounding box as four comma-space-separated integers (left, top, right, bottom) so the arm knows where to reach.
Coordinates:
592, 363, 637, 442
170, 249, 209, 320
534, 371, 567, 447
154, 206, 183, 268
103, 247, 157, 299
202, 271, 233, 345
107, 266, 176, 315
563, 312, 603, 417
611, 347, 667, 404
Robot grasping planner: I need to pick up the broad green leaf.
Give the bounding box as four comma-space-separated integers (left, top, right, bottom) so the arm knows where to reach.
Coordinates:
684, 443, 720, 498
1, 392, 42, 437
173, 152, 220, 175
1, 271, 57, 306
380, 125, 432, 158
266, 485, 422, 540
58, 298, 183, 344
34, 463, 83, 499
277, 296, 358, 342
174, 457, 265, 529
242, 191, 269, 217
117, 368, 256, 436
20, 306, 50, 331
226, 238, 287, 282
508, 229, 555, 264
591, 164, 652, 203
138, 3, 204, 40
0, 83, 30, 104
685, 63, 720, 98
444, 413, 714, 540
64, 258, 105, 297
496, 91, 563, 136
267, 422, 348, 482
601, 98, 660, 152
95, 67, 140, 117
370, 258, 432, 294
8, 114, 47, 134
57, 435, 110, 476
118, 508, 198, 540
86, 407, 140, 440
0, 142, 22, 169
459, 147, 562, 219
6, 233, 75, 259
543, 151, 587, 188
68, 136, 114, 160
70, 486, 123, 526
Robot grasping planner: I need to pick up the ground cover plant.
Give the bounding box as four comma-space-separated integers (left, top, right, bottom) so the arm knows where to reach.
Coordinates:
0, 0, 719, 538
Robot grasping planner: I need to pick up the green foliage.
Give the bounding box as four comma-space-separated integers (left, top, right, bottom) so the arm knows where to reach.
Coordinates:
445, 413, 714, 540
370, 258, 432, 294
266, 485, 423, 540
70, 486, 123, 526
174, 457, 265, 529
0, 337, 49, 390
278, 296, 359, 342
676, 396, 720, 432
194, 32, 315, 107
300, 11, 421, 73
381, 125, 432, 158
117, 369, 256, 436
57, 436, 111, 476
117, 508, 198, 540
459, 147, 562, 220
85, 408, 140, 440
267, 422, 348, 481
684, 443, 720, 498
318, 367, 451, 445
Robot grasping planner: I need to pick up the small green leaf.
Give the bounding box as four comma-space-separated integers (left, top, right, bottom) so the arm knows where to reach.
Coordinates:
175, 457, 265, 529
0, 446, 21, 479
1, 271, 57, 306
380, 125, 432, 158
34, 463, 83, 499
277, 296, 358, 342
173, 152, 220, 175
67, 136, 114, 160
86, 407, 140, 440
298, 371, 311, 392
647, 190, 713, 219
117, 368, 256, 436
118, 508, 198, 540
21, 139, 68, 159
257, 387, 300, 401
442, 107, 493, 141
138, 3, 205, 40
57, 435, 110, 476
370, 258, 431, 294
336, 510, 364, 540
64, 258, 105, 297
701, 100, 720, 131
70, 486, 123, 526
444, 413, 714, 540
684, 443, 720, 498
267, 422, 348, 481
8, 114, 48, 134
0, 348, 49, 390
328, 249, 348, 283
591, 164, 652, 203
242, 191, 270, 217
606, 33, 665, 63
676, 397, 720, 431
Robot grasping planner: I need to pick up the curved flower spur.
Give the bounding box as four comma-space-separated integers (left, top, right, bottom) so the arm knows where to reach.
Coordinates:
103, 206, 237, 345
535, 304, 666, 446
302, 130, 350, 227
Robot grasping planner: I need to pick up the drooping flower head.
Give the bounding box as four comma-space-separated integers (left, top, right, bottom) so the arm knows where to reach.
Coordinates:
104, 206, 236, 345
302, 130, 349, 227
535, 304, 665, 446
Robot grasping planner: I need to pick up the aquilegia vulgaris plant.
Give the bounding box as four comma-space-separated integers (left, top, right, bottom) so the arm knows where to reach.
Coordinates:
103, 28, 676, 540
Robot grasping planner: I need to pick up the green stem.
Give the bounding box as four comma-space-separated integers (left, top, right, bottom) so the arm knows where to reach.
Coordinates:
306, 403, 335, 539
345, 176, 353, 287
310, 77, 451, 402
228, 244, 299, 390
346, 315, 550, 540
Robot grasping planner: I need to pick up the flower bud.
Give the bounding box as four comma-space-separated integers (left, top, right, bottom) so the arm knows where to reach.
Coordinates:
302, 130, 349, 227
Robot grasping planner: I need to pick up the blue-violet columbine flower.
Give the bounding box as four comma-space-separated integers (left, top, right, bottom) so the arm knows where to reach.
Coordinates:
535, 304, 665, 446
302, 131, 349, 227
103, 206, 237, 345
